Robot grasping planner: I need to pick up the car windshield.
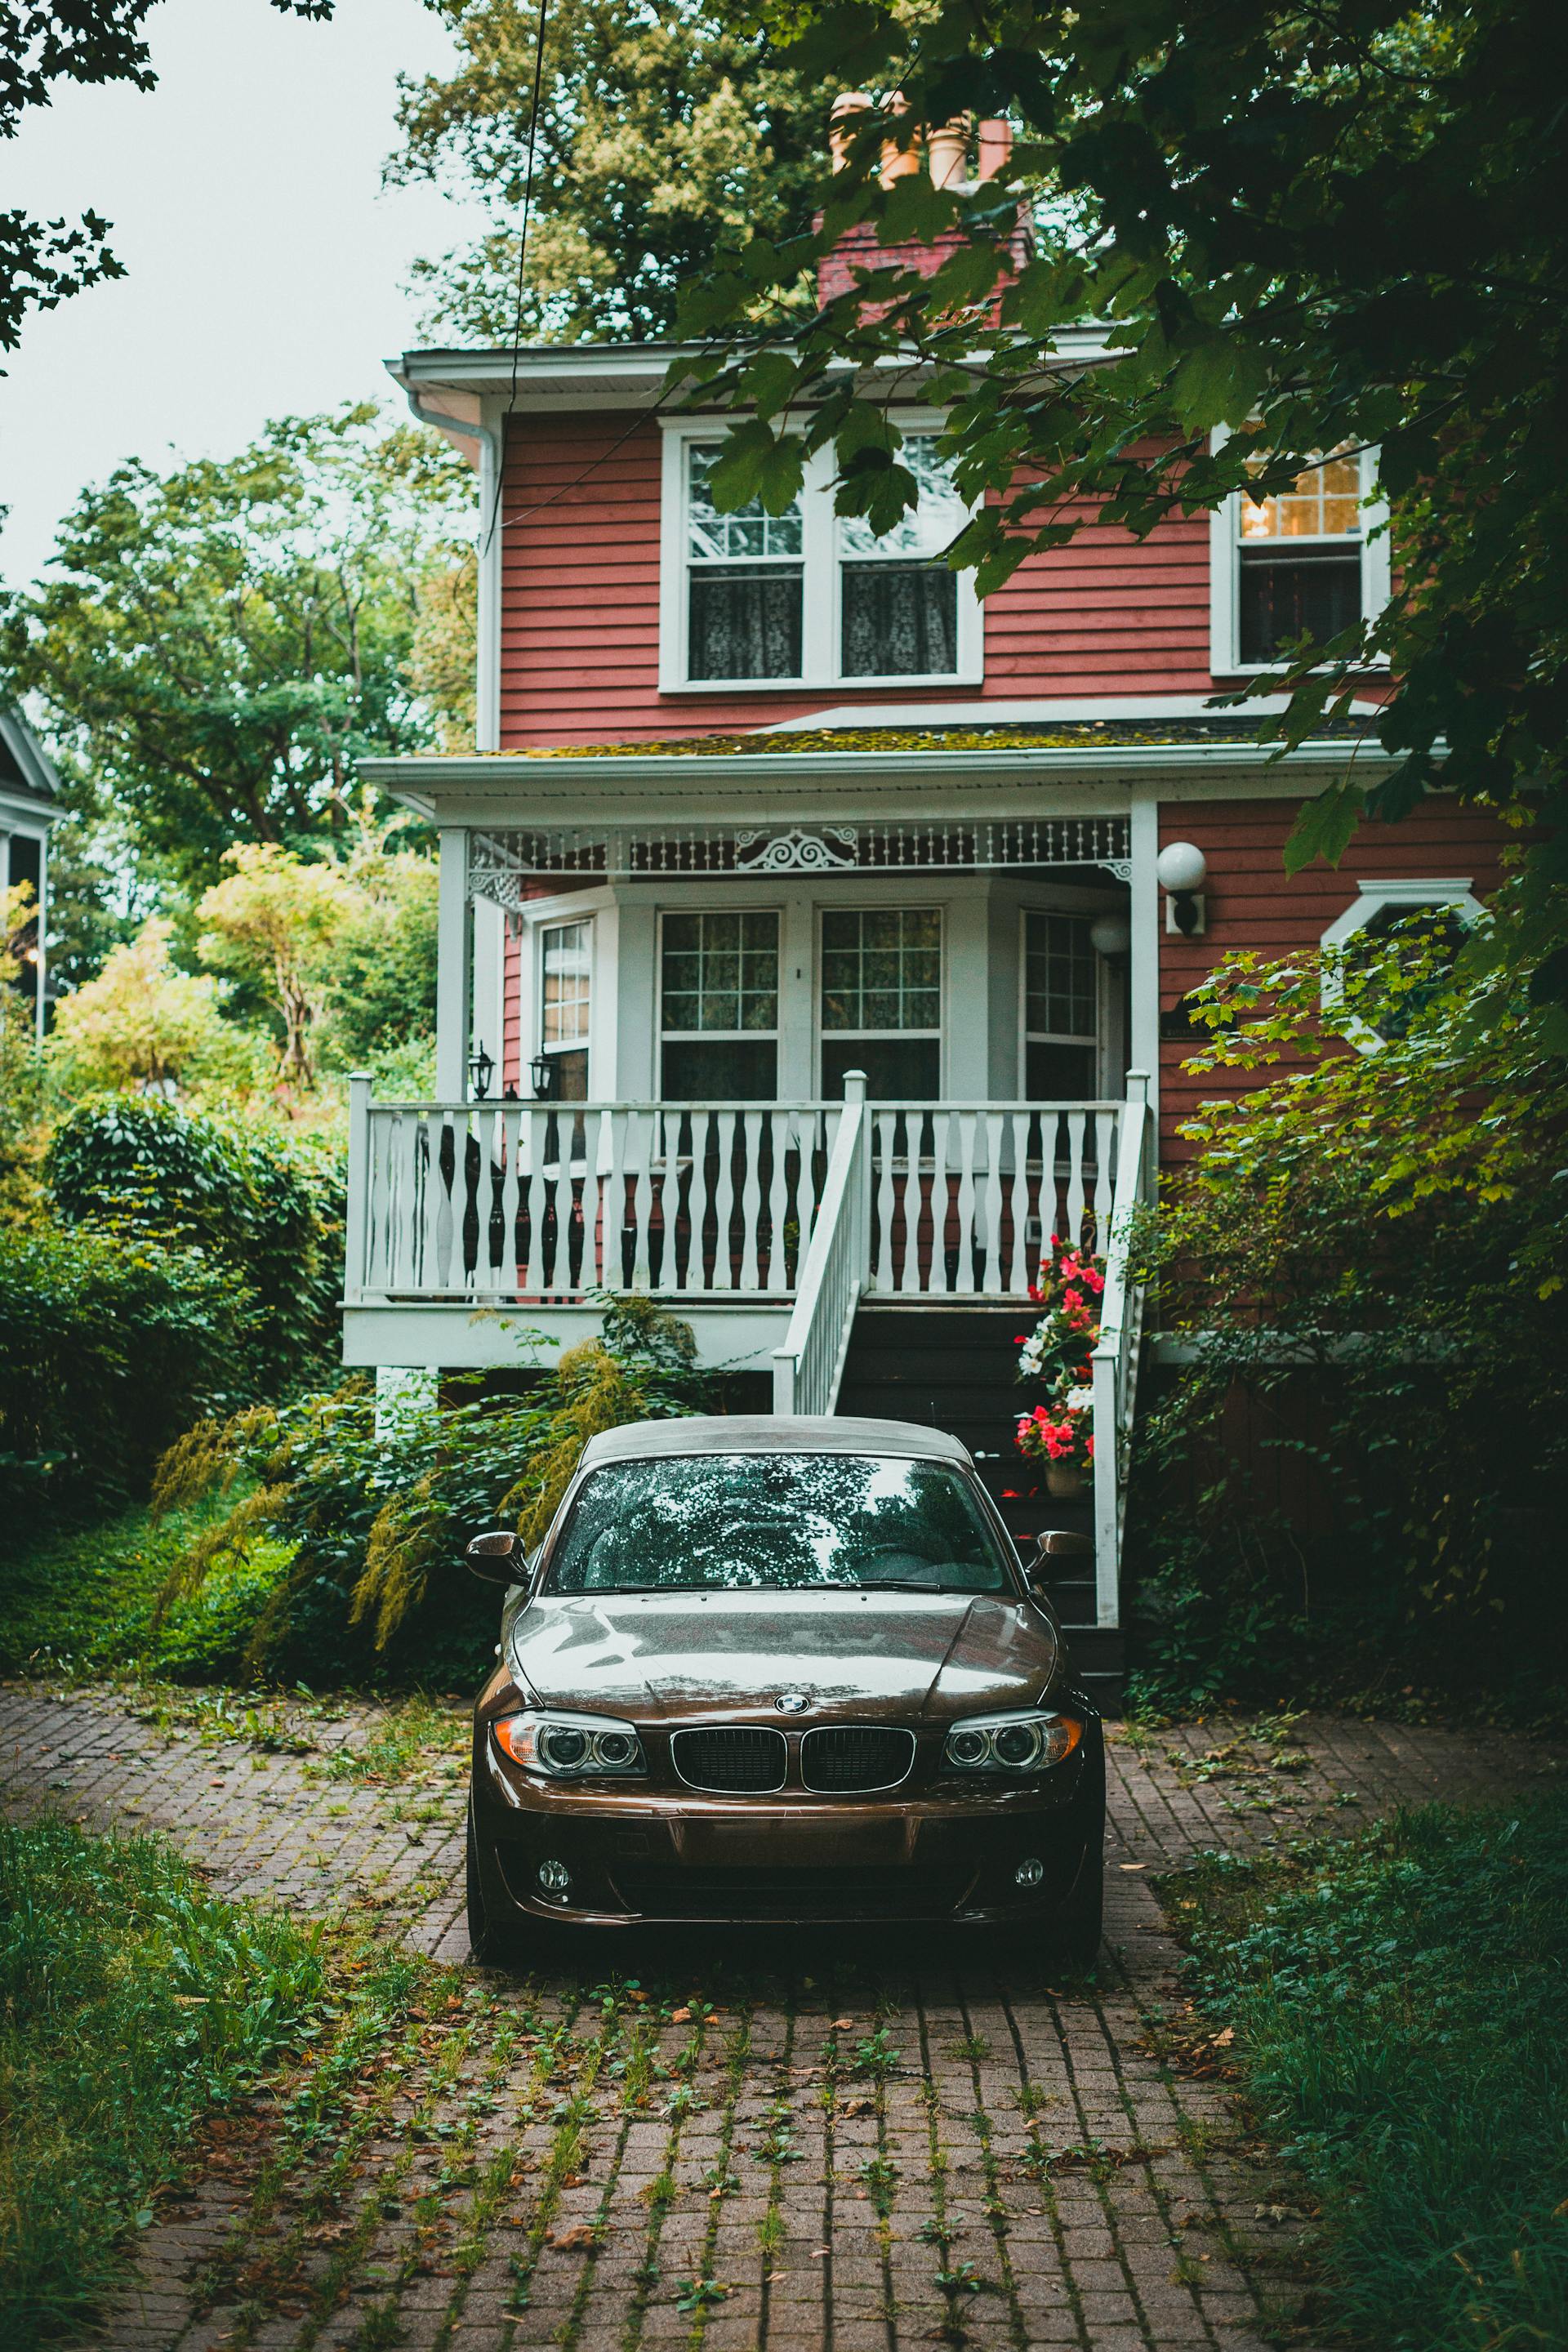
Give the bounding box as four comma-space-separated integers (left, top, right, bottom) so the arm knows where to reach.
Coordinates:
547, 1453, 1013, 1595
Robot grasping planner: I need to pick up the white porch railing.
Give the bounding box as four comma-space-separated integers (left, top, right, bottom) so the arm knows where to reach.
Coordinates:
345, 1089, 845, 1303
772, 1075, 872, 1414
345, 1085, 1138, 1310
1090, 1073, 1152, 1627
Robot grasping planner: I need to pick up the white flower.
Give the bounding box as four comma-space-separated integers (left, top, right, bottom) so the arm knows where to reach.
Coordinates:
1066, 1386, 1094, 1414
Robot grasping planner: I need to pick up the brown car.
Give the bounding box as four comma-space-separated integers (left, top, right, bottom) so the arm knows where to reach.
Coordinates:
464, 1414, 1104, 1960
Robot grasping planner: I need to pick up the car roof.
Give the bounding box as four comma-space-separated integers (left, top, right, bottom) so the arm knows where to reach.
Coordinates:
579, 1414, 973, 1468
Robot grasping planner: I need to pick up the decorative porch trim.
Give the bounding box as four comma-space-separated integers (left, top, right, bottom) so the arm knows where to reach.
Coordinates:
467, 815, 1133, 906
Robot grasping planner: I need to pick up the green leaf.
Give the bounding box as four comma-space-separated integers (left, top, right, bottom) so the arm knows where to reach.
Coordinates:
1285, 784, 1363, 876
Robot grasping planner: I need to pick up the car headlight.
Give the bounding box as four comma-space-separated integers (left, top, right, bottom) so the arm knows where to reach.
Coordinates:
942, 1711, 1084, 1775
492, 1710, 647, 1778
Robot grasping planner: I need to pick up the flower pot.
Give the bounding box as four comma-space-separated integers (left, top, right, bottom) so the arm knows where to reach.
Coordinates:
1045, 1463, 1084, 1499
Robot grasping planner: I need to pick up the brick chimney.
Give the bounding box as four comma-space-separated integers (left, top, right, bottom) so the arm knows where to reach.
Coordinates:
816, 99, 1030, 310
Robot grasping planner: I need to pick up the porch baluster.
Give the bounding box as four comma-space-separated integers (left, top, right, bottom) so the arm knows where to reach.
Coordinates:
1063, 1110, 1088, 1247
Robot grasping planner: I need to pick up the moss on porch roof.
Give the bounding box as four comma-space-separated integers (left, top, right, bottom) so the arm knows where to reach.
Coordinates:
508, 716, 1374, 759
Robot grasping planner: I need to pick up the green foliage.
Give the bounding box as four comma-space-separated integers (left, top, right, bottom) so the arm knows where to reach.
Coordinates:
0, 1816, 329, 2348
0, 1502, 297, 1686
1169, 1796, 1568, 2350
1126, 911, 1568, 1720
150, 1297, 709, 1687
45, 1094, 343, 1393
0, 408, 472, 892
392, 0, 836, 342
322, 849, 438, 1068
687, 0, 1568, 1004
0, 1223, 247, 1527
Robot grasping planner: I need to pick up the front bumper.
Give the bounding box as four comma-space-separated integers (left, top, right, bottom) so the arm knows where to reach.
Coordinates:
470, 1717, 1103, 1928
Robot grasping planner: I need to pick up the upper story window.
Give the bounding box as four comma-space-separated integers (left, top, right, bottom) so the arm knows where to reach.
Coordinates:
687, 451, 804, 683
660, 910, 779, 1101
839, 441, 969, 679
1210, 433, 1389, 675
662, 421, 982, 693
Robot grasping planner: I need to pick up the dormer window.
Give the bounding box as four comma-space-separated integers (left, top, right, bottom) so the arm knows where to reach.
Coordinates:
661, 419, 982, 693
1209, 433, 1390, 675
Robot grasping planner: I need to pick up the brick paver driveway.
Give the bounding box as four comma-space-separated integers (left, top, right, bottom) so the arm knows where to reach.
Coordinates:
2, 1683, 1559, 2352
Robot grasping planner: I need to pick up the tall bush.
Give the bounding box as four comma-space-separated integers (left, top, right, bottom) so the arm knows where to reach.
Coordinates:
46, 1096, 343, 1392
152, 1298, 709, 1687
0, 1225, 245, 1526
1129, 904, 1568, 1718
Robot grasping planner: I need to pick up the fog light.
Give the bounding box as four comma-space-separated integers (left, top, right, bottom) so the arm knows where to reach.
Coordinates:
1014, 1856, 1045, 1888
537, 1858, 572, 1899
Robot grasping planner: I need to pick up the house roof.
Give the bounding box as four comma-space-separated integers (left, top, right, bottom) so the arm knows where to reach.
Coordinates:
0, 706, 63, 827
388, 327, 1118, 432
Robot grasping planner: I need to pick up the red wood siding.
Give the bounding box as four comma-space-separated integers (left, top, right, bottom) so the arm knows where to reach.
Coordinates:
497, 415, 1219, 746
1156, 798, 1509, 1163
502, 920, 522, 1094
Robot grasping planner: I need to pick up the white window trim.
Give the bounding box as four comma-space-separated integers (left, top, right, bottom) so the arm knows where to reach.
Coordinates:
659, 414, 982, 695
1321, 877, 1481, 1054
1209, 425, 1391, 679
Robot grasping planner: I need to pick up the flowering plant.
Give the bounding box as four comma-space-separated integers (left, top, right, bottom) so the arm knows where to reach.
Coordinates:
1015, 1238, 1106, 1386
1015, 1385, 1094, 1470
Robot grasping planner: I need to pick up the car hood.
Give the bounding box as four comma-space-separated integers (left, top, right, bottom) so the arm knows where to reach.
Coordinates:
506, 1588, 1058, 1725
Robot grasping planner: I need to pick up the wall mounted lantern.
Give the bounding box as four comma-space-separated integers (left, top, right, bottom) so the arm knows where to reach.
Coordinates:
1089, 914, 1132, 959
467, 1045, 496, 1100
1156, 841, 1208, 937
529, 1049, 557, 1101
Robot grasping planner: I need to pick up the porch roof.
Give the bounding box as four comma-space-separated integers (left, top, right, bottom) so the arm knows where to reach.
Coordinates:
359, 717, 1398, 826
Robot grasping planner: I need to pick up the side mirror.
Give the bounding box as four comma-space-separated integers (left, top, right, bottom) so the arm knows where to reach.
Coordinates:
1035, 1530, 1094, 1561
466, 1528, 519, 1586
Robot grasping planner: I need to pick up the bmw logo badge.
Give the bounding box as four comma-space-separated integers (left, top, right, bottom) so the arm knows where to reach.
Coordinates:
775, 1692, 809, 1714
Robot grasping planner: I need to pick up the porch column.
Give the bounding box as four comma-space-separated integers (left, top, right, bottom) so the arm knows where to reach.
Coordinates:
434, 825, 472, 1098
1128, 789, 1160, 1108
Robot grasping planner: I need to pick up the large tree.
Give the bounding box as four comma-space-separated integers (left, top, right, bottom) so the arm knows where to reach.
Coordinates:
391, 0, 837, 342
0, 406, 474, 890
2, 2, 333, 351
683, 0, 1568, 1019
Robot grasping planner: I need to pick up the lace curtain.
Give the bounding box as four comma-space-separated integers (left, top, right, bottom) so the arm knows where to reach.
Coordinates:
688, 566, 803, 679
841, 562, 957, 677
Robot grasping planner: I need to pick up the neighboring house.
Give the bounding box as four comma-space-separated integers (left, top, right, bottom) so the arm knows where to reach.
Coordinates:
350, 205, 1504, 1691
0, 705, 61, 1043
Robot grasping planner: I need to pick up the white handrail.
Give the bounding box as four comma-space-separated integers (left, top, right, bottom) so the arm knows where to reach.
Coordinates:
772, 1074, 871, 1415
1089, 1071, 1152, 1627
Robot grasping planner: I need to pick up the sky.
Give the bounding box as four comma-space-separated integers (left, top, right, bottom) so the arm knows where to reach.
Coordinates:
1, 0, 495, 594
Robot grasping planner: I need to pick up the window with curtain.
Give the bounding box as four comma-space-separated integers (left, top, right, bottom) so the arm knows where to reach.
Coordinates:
1236, 446, 1364, 663
686, 448, 804, 681
820, 907, 942, 1099
1023, 911, 1100, 1099
660, 910, 779, 1099
540, 920, 590, 1100
839, 437, 966, 678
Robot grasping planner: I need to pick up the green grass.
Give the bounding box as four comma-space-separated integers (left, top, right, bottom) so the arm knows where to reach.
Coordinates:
0, 1817, 332, 2348
1165, 1793, 1568, 2351
0, 1500, 296, 1685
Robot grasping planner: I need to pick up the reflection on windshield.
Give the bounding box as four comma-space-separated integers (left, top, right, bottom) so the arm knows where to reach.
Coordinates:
548, 1454, 1012, 1595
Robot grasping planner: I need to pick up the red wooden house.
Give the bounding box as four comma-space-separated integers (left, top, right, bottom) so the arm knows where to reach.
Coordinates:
349, 255, 1504, 1690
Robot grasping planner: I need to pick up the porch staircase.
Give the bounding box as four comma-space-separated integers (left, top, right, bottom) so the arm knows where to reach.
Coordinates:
835, 1303, 1127, 1710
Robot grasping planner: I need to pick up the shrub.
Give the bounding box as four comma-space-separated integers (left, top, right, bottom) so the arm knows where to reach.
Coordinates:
151, 1295, 709, 1688
1126, 909, 1568, 1722
46, 1094, 343, 1392
0, 1224, 246, 1527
